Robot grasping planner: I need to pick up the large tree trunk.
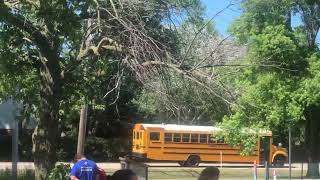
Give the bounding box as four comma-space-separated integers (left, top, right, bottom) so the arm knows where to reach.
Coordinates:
305, 105, 320, 178
0, 1, 63, 179
32, 54, 62, 179
32, 115, 59, 180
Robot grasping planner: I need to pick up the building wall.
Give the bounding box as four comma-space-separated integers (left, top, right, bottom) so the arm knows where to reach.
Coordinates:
0, 100, 17, 130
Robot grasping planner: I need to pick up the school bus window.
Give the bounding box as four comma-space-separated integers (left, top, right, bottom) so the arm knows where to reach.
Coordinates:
165, 133, 173, 142
200, 134, 208, 144
182, 133, 190, 142
150, 132, 160, 141
173, 133, 181, 142
191, 134, 199, 143
133, 131, 135, 139
137, 132, 140, 139
209, 136, 216, 144
217, 137, 224, 144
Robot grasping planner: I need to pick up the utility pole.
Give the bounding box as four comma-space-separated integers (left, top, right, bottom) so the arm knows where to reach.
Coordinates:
265, 161, 269, 180
12, 120, 18, 180
77, 105, 88, 155
285, 118, 293, 180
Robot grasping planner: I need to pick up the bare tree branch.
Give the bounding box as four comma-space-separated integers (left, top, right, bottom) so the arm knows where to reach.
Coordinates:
180, 2, 234, 65
190, 35, 231, 71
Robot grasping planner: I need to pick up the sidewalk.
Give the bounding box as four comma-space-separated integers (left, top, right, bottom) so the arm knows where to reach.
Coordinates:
0, 162, 121, 170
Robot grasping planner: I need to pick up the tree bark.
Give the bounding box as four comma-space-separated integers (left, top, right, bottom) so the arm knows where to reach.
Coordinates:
32, 52, 62, 179
305, 105, 320, 178
0, 3, 62, 178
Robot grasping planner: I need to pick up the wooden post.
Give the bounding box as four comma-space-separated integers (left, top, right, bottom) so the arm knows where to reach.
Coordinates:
273, 169, 277, 180
120, 157, 148, 180
12, 120, 18, 180
253, 161, 257, 180
301, 162, 304, 180
265, 161, 269, 180
77, 105, 88, 155
220, 151, 223, 168
289, 125, 292, 180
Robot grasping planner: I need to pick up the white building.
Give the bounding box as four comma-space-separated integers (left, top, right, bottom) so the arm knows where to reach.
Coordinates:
0, 100, 19, 130
0, 100, 36, 131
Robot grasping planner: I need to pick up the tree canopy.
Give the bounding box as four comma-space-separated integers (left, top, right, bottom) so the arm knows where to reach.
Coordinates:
133, 21, 244, 125
0, 0, 210, 179
222, 0, 320, 177
0, 0, 237, 179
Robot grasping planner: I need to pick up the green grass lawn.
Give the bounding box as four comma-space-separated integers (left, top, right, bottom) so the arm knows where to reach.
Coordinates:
105, 167, 307, 180
0, 169, 34, 180
146, 168, 305, 180
0, 167, 310, 180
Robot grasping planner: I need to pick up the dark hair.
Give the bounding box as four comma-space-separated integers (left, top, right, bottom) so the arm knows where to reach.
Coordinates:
198, 166, 220, 180
108, 169, 136, 180
74, 154, 85, 161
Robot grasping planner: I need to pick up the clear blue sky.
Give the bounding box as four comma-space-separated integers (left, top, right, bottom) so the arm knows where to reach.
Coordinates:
201, 0, 241, 35
202, 0, 319, 44
202, 0, 301, 35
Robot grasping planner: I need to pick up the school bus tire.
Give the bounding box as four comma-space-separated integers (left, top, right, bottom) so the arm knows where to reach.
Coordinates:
273, 155, 285, 167
185, 155, 200, 167
178, 161, 186, 167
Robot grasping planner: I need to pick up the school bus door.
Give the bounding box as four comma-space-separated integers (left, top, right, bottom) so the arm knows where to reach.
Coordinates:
146, 129, 163, 160
259, 136, 271, 164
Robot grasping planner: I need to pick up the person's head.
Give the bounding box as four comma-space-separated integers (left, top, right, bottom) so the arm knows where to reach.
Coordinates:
110, 169, 137, 180
74, 154, 86, 162
198, 166, 220, 180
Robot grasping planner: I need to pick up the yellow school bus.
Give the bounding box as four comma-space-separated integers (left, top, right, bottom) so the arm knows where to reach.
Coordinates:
131, 124, 288, 166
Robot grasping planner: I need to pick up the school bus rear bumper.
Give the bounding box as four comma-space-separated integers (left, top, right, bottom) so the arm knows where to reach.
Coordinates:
132, 152, 147, 158
128, 152, 147, 162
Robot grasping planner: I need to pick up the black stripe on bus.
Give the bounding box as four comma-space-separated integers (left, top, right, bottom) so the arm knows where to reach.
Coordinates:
148, 146, 254, 152
163, 152, 258, 156
162, 146, 258, 152
164, 142, 227, 145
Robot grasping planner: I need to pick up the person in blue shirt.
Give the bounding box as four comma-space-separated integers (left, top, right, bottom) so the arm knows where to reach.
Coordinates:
70, 154, 99, 180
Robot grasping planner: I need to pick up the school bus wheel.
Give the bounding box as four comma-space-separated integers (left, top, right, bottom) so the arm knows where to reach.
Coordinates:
185, 155, 200, 167
178, 161, 186, 167
273, 155, 285, 167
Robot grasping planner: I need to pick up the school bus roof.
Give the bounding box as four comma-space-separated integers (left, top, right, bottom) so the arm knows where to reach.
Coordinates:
136, 124, 272, 136
139, 124, 220, 132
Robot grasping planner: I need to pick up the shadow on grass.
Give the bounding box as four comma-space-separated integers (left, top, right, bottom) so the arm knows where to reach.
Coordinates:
278, 176, 320, 179
0, 169, 34, 180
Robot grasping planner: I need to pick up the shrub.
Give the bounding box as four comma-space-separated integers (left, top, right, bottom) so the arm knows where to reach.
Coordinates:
85, 137, 130, 161
48, 163, 70, 180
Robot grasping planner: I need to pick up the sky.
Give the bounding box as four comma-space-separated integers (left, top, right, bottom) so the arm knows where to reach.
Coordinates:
201, 0, 242, 35
201, 0, 298, 35
202, 0, 319, 43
